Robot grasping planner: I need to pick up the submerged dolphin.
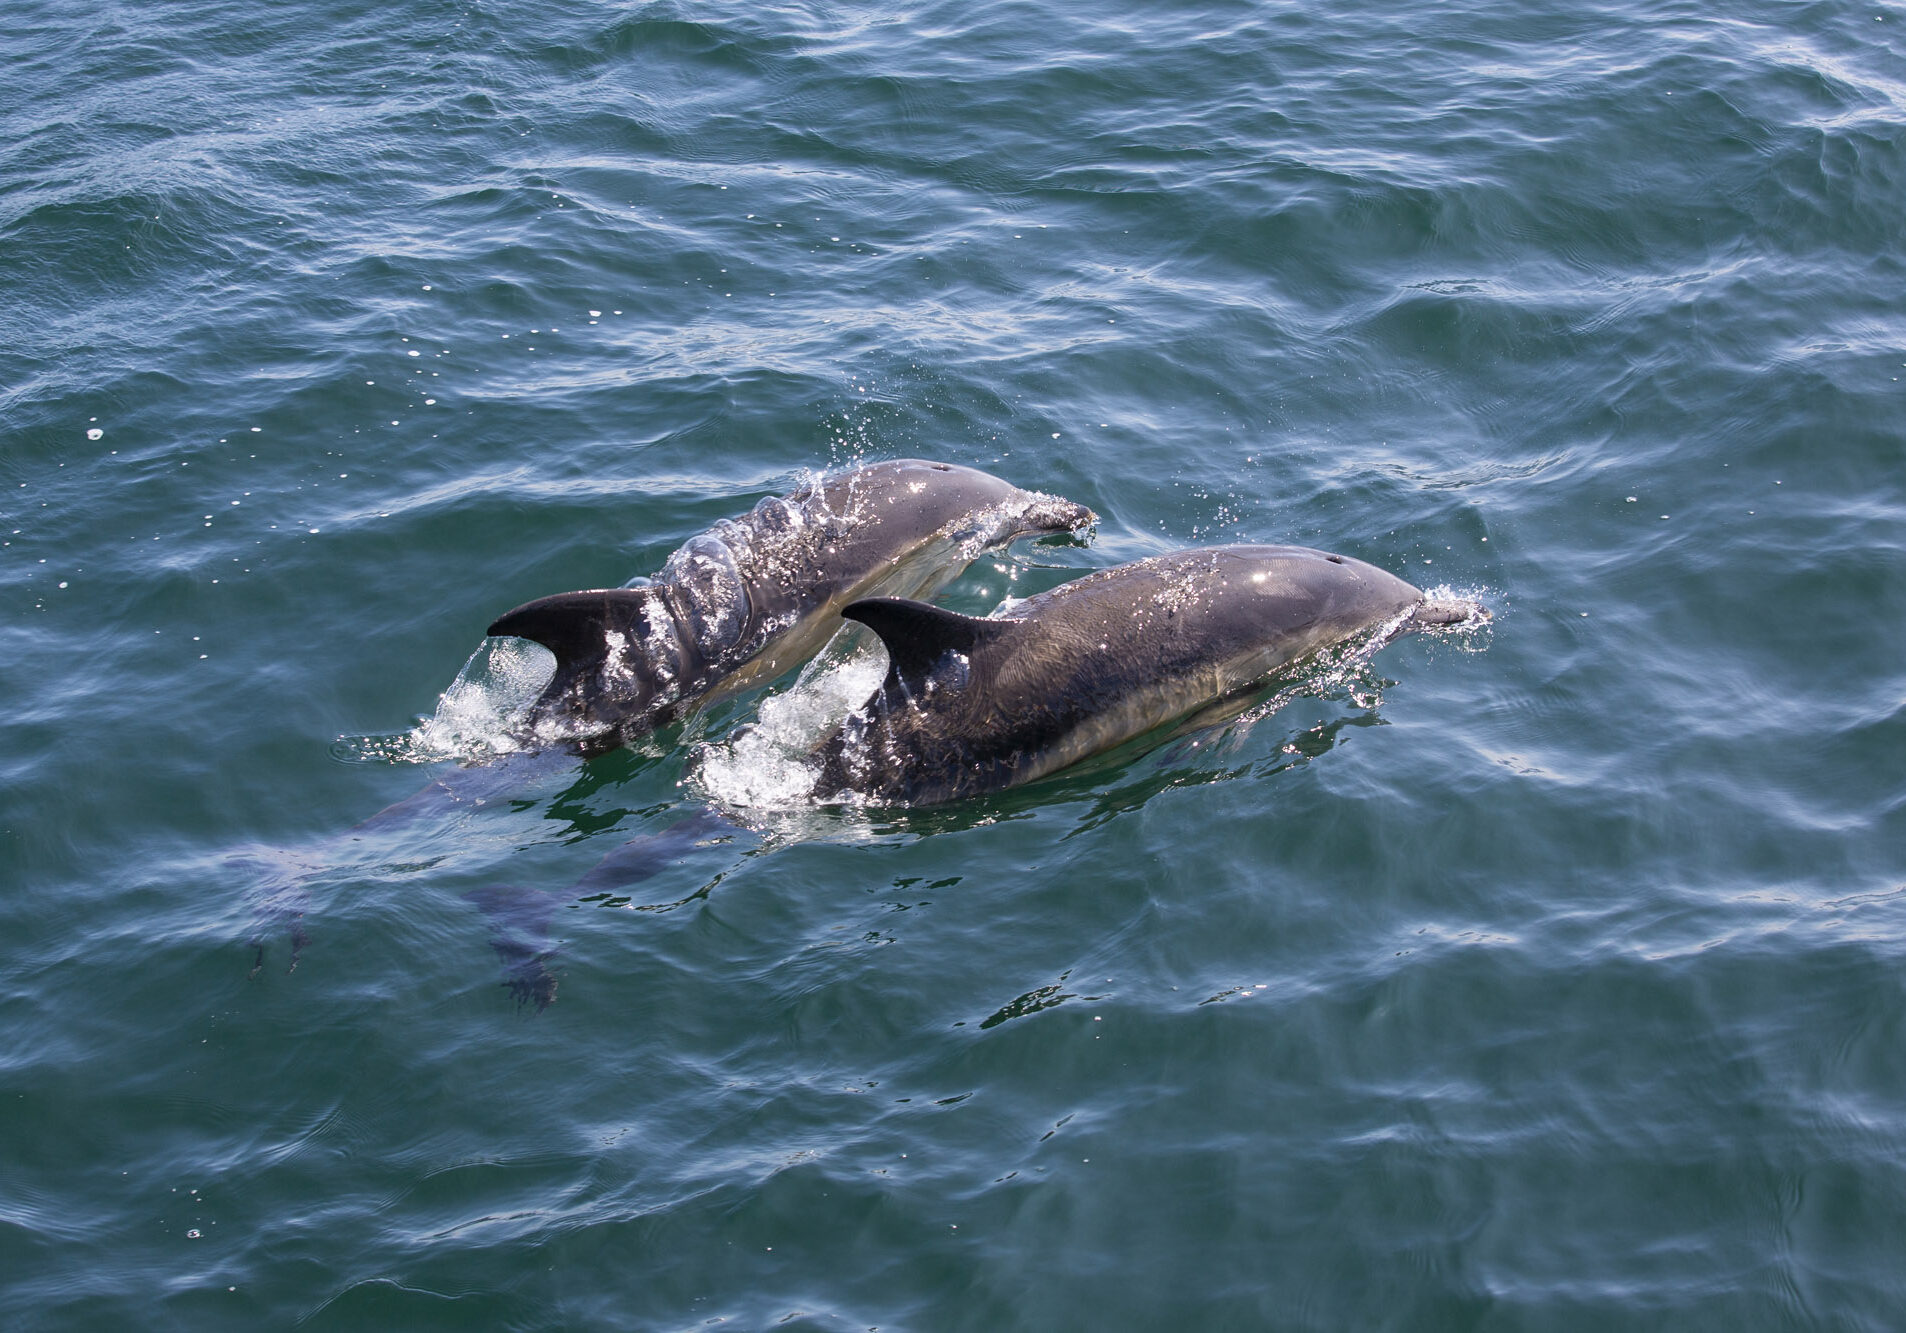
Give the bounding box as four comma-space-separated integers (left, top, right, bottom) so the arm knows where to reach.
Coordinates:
486, 460, 1093, 749
811, 544, 1482, 805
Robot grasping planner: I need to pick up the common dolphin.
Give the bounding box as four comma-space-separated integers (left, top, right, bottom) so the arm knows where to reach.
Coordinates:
811, 544, 1482, 805
244, 462, 1086, 983
486, 460, 1094, 750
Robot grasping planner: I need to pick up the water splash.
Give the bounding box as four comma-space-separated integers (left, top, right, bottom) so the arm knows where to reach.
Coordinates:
336, 636, 556, 764
1413, 583, 1499, 653
690, 628, 887, 813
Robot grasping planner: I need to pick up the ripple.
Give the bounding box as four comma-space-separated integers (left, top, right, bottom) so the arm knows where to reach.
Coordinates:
5, 0, 1906, 1325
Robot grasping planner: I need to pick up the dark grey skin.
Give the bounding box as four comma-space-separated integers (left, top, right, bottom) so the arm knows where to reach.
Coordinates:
814, 544, 1482, 806
487, 459, 1094, 751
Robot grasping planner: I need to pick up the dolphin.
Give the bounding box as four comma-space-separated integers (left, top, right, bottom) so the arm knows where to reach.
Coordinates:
485, 460, 1094, 750
810, 544, 1482, 805
244, 464, 1089, 986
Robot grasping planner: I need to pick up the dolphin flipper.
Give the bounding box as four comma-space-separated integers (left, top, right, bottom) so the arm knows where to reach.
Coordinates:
462, 885, 561, 1012
232, 847, 314, 979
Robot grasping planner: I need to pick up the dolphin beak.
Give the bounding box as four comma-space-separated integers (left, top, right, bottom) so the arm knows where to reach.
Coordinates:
1409, 598, 1490, 629
1023, 494, 1097, 537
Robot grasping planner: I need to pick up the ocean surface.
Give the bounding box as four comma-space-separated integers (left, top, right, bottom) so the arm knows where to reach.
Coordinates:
4, 0, 1904, 1327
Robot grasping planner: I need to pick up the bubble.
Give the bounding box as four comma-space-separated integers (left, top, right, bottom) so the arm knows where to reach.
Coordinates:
692, 631, 887, 813
350, 637, 558, 763
663, 534, 752, 652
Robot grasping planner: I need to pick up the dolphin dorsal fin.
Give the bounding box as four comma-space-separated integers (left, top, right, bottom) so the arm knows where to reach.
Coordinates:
842, 597, 1013, 695
487, 587, 659, 674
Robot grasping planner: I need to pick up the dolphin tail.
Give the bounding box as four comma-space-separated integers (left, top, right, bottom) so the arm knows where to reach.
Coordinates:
1014, 494, 1096, 540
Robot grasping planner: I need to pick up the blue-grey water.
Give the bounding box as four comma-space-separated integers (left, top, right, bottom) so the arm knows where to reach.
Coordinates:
4, 0, 1904, 1327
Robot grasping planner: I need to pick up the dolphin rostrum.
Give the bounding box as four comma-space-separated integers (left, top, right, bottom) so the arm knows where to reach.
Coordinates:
486, 459, 1094, 749
811, 544, 1482, 805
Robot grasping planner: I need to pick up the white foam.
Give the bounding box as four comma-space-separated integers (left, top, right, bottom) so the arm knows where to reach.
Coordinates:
1415, 584, 1499, 653
343, 636, 556, 763
691, 629, 887, 811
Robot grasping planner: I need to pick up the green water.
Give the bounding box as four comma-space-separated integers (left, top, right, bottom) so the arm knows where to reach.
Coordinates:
3, 0, 1904, 1326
